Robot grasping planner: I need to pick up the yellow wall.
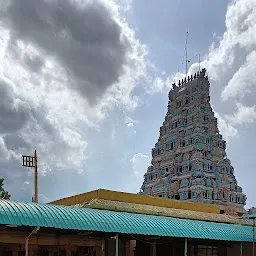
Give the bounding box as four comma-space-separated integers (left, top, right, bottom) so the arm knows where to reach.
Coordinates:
50, 190, 99, 207
49, 189, 220, 214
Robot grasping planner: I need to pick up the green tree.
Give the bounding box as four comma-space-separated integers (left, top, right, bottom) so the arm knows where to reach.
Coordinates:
0, 178, 11, 199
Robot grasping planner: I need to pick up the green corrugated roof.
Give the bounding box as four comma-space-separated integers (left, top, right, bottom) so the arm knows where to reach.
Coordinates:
0, 200, 253, 242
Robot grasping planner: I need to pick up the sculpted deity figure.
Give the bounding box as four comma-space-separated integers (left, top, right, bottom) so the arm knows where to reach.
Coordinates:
213, 188, 218, 200
196, 187, 201, 199
180, 178, 189, 188
211, 179, 216, 188
200, 68, 206, 77
206, 178, 211, 187
170, 180, 180, 192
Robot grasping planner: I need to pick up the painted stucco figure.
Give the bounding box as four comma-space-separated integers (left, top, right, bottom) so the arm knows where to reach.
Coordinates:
140, 68, 246, 214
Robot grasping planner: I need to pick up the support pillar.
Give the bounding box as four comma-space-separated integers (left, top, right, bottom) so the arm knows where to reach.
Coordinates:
125, 240, 130, 256
240, 242, 243, 256
102, 239, 106, 256
184, 238, 187, 256
28, 245, 38, 256
151, 242, 156, 256
65, 246, 72, 256
11, 245, 20, 256
116, 234, 119, 256
48, 247, 55, 256
12, 250, 18, 256
105, 238, 109, 256
94, 246, 102, 256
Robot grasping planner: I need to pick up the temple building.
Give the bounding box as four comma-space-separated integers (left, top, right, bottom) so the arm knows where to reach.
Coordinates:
140, 68, 247, 215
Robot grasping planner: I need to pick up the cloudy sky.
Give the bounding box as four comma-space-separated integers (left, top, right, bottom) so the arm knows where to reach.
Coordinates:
0, 0, 255, 208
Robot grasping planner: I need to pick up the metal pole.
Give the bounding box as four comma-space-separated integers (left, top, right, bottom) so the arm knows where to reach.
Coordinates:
185, 32, 188, 75
25, 238, 29, 256
240, 242, 243, 256
184, 238, 188, 256
198, 54, 201, 72
116, 233, 119, 256
34, 150, 38, 203
25, 227, 40, 256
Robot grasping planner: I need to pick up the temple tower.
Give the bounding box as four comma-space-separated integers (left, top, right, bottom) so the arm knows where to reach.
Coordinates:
140, 68, 246, 215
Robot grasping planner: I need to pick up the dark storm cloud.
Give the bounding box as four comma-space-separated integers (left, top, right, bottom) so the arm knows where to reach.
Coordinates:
0, 79, 84, 200
4, 134, 30, 151
0, 0, 131, 104
0, 78, 57, 155
0, 79, 32, 133
23, 54, 45, 73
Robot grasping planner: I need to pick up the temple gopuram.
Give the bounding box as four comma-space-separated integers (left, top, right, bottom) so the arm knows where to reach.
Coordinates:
140, 68, 247, 215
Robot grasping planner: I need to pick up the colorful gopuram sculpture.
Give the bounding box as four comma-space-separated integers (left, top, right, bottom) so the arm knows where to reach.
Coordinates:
140, 68, 247, 214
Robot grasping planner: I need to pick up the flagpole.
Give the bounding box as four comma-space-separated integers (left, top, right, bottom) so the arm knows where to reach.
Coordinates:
34, 150, 38, 203
22, 150, 39, 203
185, 32, 188, 75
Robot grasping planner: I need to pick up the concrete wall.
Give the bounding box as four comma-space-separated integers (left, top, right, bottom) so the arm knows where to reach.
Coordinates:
50, 189, 220, 213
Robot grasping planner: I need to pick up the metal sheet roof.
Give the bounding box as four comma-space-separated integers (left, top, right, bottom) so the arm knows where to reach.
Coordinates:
0, 200, 253, 242
241, 214, 256, 219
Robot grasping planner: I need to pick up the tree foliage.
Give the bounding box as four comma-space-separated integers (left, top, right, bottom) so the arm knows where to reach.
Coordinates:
0, 178, 11, 199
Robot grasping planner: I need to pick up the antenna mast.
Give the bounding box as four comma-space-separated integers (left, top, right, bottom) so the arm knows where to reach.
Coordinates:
185, 31, 188, 75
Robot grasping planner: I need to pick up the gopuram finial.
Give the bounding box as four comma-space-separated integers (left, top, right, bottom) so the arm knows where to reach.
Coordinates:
199, 68, 206, 78
188, 76, 190, 82
178, 80, 181, 86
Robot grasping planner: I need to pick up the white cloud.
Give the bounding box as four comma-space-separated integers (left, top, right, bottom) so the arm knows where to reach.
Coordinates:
214, 111, 238, 141
130, 153, 150, 178
124, 116, 137, 125
146, 74, 179, 95
127, 122, 134, 128
222, 51, 256, 100
202, 0, 256, 101
150, 77, 165, 94
124, 116, 137, 134
189, 0, 256, 141
212, 103, 256, 142
227, 103, 256, 125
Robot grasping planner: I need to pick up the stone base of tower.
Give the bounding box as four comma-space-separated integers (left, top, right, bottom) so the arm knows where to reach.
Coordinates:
219, 204, 247, 216
173, 198, 247, 216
